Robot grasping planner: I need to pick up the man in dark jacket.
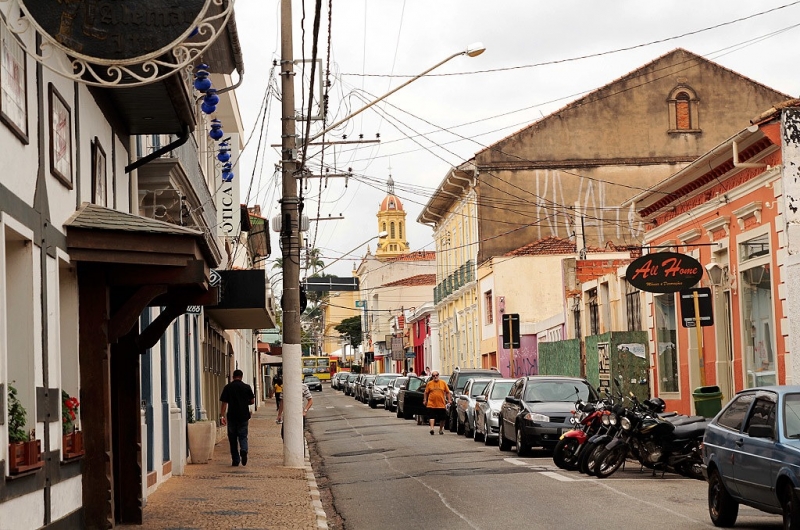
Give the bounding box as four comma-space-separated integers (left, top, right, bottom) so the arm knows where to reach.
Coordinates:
220, 369, 255, 466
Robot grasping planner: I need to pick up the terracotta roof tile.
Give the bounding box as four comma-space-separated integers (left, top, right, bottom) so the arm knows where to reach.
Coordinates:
382, 274, 436, 288
387, 250, 436, 262
506, 236, 576, 256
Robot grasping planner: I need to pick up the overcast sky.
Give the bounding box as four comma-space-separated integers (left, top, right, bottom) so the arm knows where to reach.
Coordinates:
232, 0, 800, 280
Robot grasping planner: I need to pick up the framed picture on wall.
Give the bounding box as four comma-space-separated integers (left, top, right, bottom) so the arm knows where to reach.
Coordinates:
92, 137, 107, 207
49, 84, 72, 188
0, 17, 28, 143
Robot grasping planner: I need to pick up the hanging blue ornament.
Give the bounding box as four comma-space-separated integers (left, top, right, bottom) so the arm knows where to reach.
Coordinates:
193, 63, 211, 92
209, 119, 224, 140
222, 162, 234, 182
204, 89, 219, 106
217, 149, 231, 163
189, 27, 199, 38
201, 101, 217, 114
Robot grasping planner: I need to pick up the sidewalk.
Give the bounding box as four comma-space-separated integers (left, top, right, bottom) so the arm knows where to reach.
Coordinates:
120, 405, 327, 529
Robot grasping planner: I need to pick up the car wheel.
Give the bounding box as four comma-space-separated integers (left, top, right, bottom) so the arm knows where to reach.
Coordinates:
498, 422, 512, 451
473, 424, 484, 442
464, 420, 473, 439
369, 399, 376, 409
449, 411, 458, 432
708, 468, 738, 527
781, 481, 800, 530
456, 417, 465, 435
553, 437, 580, 471
396, 405, 403, 418
403, 406, 412, 420
515, 427, 531, 457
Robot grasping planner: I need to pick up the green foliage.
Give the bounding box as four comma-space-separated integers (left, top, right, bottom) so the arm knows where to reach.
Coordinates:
335, 315, 362, 348
186, 404, 195, 424
8, 385, 29, 443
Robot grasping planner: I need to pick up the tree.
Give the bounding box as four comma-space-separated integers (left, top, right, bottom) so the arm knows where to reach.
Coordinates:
334, 315, 362, 349
305, 247, 325, 274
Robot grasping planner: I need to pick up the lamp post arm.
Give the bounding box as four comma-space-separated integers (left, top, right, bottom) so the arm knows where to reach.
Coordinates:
305, 50, 464, 145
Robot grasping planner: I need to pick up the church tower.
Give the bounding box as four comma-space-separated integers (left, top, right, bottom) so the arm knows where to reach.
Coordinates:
375, 176, 410, 259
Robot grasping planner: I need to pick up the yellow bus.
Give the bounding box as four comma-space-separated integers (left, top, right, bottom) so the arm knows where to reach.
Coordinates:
301, 356, 336, 381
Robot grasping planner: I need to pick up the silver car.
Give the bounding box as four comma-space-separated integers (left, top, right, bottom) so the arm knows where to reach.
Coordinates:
455, 378, 493, 437
344, 373, 359, 396
369, 373, 400, 409
384, 376, 408, 412
473, 378, 516, 444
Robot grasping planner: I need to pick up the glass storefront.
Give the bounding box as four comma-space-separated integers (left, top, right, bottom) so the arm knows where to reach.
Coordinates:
655, 294, 679, 393
739, 232, 776, 388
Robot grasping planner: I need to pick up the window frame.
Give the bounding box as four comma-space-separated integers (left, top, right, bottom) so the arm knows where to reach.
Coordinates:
0, 16, 28, 143
49, 83, 73, 188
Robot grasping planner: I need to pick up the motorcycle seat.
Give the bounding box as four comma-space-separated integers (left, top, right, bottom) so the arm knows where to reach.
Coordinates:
667, 415, 705, 425
672, 421, 709, 438
658, 412, 678, 418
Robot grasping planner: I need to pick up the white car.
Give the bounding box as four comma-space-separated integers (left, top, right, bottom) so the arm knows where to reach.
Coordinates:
384, 376, 408, 412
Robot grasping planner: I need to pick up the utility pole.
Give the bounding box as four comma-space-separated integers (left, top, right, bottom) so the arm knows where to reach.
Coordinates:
280, 0, 304, 468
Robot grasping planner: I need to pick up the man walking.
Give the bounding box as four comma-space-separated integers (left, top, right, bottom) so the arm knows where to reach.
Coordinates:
423, 371, 451, 435
220, 369, 255, 466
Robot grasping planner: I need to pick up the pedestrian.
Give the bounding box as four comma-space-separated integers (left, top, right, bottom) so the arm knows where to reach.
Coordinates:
423, 366, 431, 376
273, 374, 283, 414
281, 382, 314, 440
422, 371, 451, 435
219, 369, 255, 466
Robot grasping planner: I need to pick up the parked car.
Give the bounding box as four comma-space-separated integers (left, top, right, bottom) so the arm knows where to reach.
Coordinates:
455, 378, 493, 437
303, 375, 323, 392
397, 376, 429, 420
331, 372, 347, 390
385, 376, 408, 412
369, 373, 400, 408
344, 373, 359, 396
446, 368, 502, 431
702, 386, 800, 528
498, 376, 600, 456
474, 378, 516, 444
352, 373, 367, 399
357, 375, 376, 403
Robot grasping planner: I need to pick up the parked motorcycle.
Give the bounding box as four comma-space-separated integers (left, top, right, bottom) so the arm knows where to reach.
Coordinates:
553, 395, 618, 471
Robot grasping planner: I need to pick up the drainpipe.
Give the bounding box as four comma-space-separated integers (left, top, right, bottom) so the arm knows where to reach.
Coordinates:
125, 124, 191, 173
732, 125, 767, 169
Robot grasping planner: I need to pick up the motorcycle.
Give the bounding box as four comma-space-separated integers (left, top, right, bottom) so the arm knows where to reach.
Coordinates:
553, 399, 604, 470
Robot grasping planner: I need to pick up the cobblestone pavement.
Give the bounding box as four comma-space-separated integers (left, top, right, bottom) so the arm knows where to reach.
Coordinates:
119, 405, 327, 530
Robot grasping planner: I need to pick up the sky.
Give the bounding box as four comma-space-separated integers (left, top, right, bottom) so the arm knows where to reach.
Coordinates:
231, 0, 800, 281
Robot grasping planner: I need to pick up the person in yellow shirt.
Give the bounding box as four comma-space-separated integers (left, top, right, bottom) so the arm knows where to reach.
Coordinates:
273, 375, 283, 423
423, 372, 451, 435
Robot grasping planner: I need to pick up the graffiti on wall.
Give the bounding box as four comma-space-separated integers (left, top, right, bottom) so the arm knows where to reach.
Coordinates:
498, 334, 538, 377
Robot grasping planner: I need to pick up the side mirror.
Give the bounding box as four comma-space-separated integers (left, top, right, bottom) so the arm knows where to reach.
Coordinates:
505, 396, 517, 404
748, 424, 774, 439
475, 396, 487, 403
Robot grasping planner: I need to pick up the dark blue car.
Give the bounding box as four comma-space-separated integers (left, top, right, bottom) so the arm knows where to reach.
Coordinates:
702, 385, 800, 528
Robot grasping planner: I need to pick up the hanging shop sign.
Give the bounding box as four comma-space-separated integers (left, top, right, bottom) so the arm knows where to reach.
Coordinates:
20, 0, 206, 62
625, 251, 703, 294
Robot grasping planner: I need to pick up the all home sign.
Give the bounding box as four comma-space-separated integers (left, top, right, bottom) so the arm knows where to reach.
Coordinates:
625, 251, 704, 294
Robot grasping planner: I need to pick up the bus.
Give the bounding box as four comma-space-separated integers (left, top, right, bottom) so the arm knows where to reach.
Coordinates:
301, 356, 338, 381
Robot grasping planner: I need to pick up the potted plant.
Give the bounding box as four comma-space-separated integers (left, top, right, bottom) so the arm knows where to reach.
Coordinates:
7, 385, 43, 474
62, 390, 83, 460
186, 403, 215, 464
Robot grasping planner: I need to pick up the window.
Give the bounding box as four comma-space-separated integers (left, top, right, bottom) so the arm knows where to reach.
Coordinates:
744, 396, 776, 436
655, 293, 679, 393
739, 232, 775, 388
625, 279, 642, 331
484, 290, 493, 325
717, 393, 755, 432
382, 222, 386, 233
0, 17, 27, 142
668, 85, 699, 133
587, 289, 599, 336
784, 394, 800, 439
92, 137, 107, 206
390, 222, 395, 239
49, 84, 72, 188
399, 222, 403, 239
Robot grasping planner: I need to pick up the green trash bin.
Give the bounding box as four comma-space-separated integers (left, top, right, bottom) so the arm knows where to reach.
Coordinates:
693, 385, 723, 418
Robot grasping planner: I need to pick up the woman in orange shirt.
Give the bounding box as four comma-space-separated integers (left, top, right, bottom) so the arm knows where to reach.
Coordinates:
423, 372, 451, 435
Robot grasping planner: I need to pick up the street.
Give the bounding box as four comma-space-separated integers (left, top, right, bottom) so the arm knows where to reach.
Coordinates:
307, 387, 783, 530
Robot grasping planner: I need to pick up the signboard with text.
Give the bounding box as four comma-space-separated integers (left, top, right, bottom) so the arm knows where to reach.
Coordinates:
625, 252, 703, 293
680, 287, 714, 328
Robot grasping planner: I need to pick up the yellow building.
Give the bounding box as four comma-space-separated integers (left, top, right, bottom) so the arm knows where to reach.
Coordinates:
320, 269, 361, 360
375, 176, 410, 259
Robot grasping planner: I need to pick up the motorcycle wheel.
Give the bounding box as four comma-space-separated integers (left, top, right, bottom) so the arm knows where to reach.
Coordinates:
584, 443, 606, 476
553, 437, 581, 471
594, 446, 626, 479
708, 469, 738, 527
578, 442, 596, 475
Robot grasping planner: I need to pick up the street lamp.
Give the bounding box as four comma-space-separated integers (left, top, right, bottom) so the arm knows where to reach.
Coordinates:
304, 42, 486, 145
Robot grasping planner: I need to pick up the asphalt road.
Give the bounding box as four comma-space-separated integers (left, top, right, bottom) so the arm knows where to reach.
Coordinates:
307, 386, 783, 530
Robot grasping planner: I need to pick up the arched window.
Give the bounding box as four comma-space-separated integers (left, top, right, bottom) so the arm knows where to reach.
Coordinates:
382, 222, 386, 233
391, 222, 396, 239
399, 222, 403, 239
668, 85, 699, 133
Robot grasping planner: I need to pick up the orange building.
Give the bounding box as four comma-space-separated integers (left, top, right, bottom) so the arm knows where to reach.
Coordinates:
625, 102, 800, 414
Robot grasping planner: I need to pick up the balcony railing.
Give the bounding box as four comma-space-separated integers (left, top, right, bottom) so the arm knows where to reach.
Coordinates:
434, 260, 475, 305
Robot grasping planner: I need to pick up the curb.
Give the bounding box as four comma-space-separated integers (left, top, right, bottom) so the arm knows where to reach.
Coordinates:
305, 439, 329, 529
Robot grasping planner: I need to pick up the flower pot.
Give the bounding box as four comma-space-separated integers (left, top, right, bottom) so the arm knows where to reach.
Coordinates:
62, 431, 84, 460
187, 421, 216, 464
9, 439, 44, 475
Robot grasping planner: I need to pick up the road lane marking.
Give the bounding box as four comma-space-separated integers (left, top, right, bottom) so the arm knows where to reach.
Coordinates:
539, 471, 576, 482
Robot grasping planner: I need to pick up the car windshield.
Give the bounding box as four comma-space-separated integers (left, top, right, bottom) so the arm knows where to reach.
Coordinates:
490, 382, 515, 399
524, 380, 591, 402
394, 377, 408, 388
375, 376, 396, 385
470, 381, 490, 397
785, 393, 800, 438
304, 377, 320, 383
347, 374, 357, 382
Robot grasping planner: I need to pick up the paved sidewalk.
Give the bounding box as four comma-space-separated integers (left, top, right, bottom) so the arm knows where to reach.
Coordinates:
120, 405, 327, 529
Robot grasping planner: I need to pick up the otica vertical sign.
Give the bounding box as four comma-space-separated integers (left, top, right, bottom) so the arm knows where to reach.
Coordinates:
625, 252, 704, 293
20, 0, 206, 62
216, 133, 241, 239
